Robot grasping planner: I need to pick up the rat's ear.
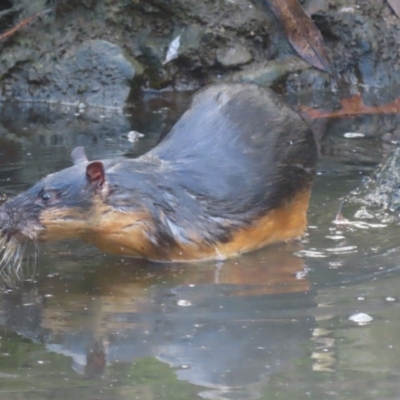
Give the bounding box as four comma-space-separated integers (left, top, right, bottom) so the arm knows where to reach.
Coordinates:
86, 161, 105, 188
71, 146, 88, 165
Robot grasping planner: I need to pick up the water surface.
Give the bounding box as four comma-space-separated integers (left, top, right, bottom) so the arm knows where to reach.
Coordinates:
0, 89, 400, 400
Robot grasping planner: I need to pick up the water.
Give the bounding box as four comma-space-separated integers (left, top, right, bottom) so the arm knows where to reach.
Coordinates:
0, 89, 400, 400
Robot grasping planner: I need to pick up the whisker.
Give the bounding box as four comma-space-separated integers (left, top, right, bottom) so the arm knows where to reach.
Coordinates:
0, 234, 30, 284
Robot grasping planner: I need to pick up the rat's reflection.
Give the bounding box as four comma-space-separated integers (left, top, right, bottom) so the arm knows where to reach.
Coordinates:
0, 243, 316, 400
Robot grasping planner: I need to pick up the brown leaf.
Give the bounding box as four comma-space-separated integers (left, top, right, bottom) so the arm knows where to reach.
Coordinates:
387, 0, 400, 18
265, 0, 331, 73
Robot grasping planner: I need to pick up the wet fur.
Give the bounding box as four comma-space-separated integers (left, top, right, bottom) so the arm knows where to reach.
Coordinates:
0, 83, 317, 264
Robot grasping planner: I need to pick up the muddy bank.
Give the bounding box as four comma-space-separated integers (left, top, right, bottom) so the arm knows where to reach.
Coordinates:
0, 0, 400, 108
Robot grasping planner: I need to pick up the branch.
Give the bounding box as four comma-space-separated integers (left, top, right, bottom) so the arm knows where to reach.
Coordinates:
0, 8, 52, 42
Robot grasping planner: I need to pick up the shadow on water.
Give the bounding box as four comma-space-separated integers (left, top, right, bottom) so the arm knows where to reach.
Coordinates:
0, 87, 400, 399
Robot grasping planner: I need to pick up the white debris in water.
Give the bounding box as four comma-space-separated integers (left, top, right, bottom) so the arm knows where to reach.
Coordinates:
126, 131, 144, 143
177, 299, 191, 307
386, 297, 396, 302
164, 35, 181, 65
357, 297, 365, 301
349, 312, 373, 325
343, 132, 366, 138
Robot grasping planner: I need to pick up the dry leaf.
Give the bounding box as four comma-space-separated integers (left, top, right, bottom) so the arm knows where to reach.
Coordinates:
387, 0, 400, 17
163, 34, 181, 65
265, 0, 331, 73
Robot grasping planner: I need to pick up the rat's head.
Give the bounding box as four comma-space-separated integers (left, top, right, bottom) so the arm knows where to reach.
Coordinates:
0, 147, 107, 272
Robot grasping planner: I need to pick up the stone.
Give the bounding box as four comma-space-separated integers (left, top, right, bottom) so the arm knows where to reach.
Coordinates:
216, 44, 252, 67
26, 40, 143, 108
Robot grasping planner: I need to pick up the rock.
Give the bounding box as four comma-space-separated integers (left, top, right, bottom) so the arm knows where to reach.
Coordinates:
27, 40, 143, 108
349, 146, 400, 211
179, 24, 203, 59
1, 38, 143, 109
1, 0, 400, 97
217, 44, 252, 67
229, 56, 310, 86
311, 9, 400, 90
303, 0, 331, 15
140, 36, 171, 66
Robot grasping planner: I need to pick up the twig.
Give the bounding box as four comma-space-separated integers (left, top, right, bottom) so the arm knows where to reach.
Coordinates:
0, 8, 51, 42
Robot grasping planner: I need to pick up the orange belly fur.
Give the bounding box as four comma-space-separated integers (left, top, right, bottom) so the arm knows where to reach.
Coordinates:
73, 190, 312, 262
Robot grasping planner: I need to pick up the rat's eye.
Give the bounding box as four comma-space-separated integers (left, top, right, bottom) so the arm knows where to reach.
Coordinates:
42, 192, 52, 201
38, 190, 58, 205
